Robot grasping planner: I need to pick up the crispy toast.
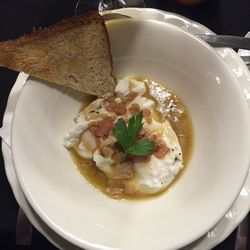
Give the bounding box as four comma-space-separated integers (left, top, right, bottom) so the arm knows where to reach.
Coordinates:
0, 12, 116, 97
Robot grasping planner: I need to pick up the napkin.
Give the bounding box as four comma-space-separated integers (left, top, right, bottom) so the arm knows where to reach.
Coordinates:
0, 123, 11, 147
0, 72, 28, 147
0, 72, 32, 246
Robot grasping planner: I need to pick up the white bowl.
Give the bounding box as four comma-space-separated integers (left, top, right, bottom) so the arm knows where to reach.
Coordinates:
11, 19, 250, 250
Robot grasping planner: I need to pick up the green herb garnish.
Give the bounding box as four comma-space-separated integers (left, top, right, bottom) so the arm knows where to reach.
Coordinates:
112, 111, 156, 157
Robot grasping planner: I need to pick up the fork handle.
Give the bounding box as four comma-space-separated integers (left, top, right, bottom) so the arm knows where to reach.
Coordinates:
197, 34, 250, 50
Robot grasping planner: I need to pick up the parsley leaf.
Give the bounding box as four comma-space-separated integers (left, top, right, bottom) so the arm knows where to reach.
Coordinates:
112, 111, 156, 157
126, 139, 156, 156
127, 111, 143, 146
112, 118, 129, 151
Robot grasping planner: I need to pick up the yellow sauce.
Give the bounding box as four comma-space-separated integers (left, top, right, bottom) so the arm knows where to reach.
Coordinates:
70, 77, 194, 200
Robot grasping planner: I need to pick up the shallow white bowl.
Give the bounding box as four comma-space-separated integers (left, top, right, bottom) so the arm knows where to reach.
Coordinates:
11, 19, 250, 250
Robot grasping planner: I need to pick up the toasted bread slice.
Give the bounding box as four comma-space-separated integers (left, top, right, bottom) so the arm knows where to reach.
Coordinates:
0, 11, 116, 97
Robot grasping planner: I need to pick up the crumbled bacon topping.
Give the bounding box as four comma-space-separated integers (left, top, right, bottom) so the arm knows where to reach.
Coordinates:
121, 91, 138, 103
153, 139, 170, 159
143, 108, 151, 117
128, 103, 140, 115
88, 117, 114, 140
126, 91, 138, 101
106, 101, 127, 115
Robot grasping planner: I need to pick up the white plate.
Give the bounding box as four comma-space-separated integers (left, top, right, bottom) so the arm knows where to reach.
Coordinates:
2, 8, 250, 250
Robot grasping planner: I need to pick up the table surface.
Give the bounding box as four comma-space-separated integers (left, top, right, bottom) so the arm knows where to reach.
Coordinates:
0, 0, 250, 249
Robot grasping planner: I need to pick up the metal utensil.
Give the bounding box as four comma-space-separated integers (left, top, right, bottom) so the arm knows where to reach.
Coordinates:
102, 13, 250, 51
239, 56, 250, 66
196, 34, 250, 50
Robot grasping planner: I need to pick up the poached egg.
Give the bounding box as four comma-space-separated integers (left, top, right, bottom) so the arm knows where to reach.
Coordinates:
64, 77, 183, 196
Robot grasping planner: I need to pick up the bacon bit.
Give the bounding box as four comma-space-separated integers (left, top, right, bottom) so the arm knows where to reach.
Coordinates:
105, 101, 127, 115
154, 139, 170, 159
126, 91, 138, 101
143, 108, 151, 117
128, 103, 140, 115
89, 117, 114, 140
120, 91, 138, 103
111, 151, 125, 163
143, 109, 152, 124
